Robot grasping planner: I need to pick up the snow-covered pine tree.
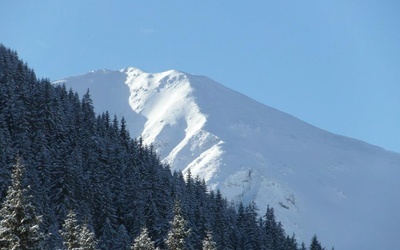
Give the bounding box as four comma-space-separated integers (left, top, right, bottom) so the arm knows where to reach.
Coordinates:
0, 158, 44, 249
202, 230, 217, 250
79, 221, 97, 250
60, 210, 97, 250
132, 227, 156, 250
165, 201, 191, 250
60, 210, 81, 250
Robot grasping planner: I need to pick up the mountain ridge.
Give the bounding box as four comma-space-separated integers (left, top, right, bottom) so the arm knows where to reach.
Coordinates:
56, 67, 400, 250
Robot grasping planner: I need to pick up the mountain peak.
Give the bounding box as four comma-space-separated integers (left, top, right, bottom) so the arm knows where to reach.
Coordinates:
121, 67, 145, 75
121, 67, 185, 79
57, 67, 400, 250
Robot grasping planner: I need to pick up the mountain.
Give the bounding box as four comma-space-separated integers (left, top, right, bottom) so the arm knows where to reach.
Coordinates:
3, 44, 313, 249
55, 67, 400, 250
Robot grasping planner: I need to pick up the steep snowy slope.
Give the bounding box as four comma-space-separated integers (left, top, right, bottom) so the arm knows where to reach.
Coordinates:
55, 68, 400, 250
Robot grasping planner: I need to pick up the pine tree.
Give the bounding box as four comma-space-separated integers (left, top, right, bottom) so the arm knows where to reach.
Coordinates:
263, 205, 286, 250
79, 221, 97, 250
60, 210, 81, 250
132, 227, 155, 250
45, 223, 63, 250
300, 242, 307, 250
60, 210, 97, 250
113, 224, 131, 250
285, 233, 298, 250
310, 234, 323, 250
202, 230, 217, 250
165, 201, 191, 250
0, 158, 44, 249
98, 217, 116, 250
211, 190, 232, 249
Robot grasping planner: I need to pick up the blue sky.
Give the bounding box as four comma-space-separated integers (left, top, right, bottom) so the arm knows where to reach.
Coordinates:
2, 1, 400, 152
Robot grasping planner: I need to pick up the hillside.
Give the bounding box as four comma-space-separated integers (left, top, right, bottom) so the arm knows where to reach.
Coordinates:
57, 67, 400, 250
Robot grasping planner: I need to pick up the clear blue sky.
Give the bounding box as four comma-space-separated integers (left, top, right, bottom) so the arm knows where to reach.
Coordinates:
2, 1, 400, 152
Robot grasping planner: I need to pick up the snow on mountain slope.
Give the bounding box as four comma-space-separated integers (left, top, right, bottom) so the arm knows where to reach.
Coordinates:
55, 68, 400, 250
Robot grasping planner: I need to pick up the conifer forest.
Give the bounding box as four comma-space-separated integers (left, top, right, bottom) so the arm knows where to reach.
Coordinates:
0, 45, 326, 249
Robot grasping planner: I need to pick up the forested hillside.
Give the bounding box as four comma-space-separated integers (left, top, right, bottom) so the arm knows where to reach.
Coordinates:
0, 45, 325, 249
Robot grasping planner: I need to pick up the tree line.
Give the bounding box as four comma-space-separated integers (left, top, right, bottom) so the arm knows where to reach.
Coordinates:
0, 44, 327, 249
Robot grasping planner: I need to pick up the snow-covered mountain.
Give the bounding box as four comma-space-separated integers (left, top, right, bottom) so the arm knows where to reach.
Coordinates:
55, 68, 400, 250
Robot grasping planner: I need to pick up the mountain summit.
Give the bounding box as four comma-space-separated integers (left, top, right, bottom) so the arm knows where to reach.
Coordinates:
55, 68, 400, 250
